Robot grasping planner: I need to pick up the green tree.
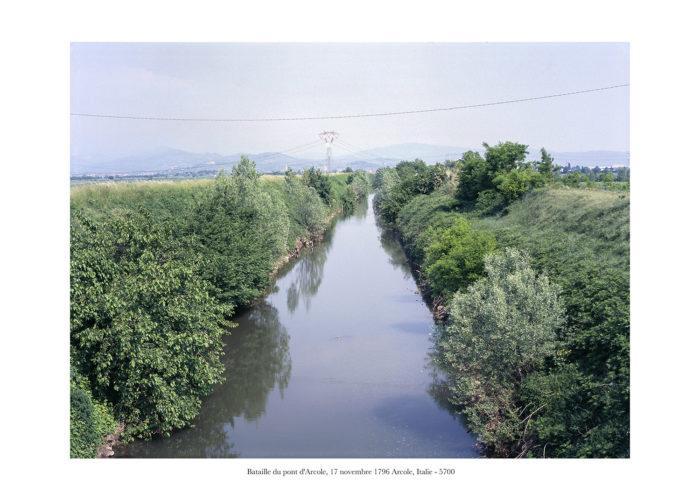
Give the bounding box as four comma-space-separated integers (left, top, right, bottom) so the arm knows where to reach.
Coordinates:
424, 218, 498, 298
302, 167, 333, 204
456, 142, 531, 205
456, 150, 489, 204
70, 209, 232, 439
192, 157, 290, 308
440, 248, 565, 455
600, 171, 615, 185
536, 148, 558, 180
284, 171, 327, 237
493, 168, 545, 203
374, 161, 448, 222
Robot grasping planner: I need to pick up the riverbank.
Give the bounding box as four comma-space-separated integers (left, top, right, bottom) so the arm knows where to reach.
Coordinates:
70, 162, 370, 457
373, 157, 629, 458
118, 194, 480, 458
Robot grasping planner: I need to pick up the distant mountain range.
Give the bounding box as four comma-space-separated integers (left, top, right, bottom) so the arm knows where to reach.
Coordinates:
70, 147, 318, 176
71, 144, 630, 176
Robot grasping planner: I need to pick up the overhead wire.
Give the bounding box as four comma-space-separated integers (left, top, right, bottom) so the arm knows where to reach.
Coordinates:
71, 84, 629, 123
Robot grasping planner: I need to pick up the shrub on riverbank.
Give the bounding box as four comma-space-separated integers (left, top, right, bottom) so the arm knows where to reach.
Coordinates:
70, 159, 366, 451
70, 368, 117, 458
70, 208, 232, 439
190, 159, 290, 308
373, 160, 448, 222
440, 249, 565, 456
373, 145, 630, 458
424, 219, 498, 299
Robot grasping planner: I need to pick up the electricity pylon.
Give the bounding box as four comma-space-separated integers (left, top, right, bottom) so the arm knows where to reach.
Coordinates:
319, 131, 339, 172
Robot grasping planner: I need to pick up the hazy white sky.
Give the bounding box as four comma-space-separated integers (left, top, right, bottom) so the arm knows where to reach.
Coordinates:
71, 43, 629, 158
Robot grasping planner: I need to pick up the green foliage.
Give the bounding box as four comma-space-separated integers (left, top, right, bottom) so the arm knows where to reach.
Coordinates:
424, 219, 498, 298
455, 151, 490, 204
373, 168, 404, 222
493, 168, 545, 204
282, 171, 327, 238
536, 148, 558, 180
70, 161, 367, 444
70, 368, 118, 458
474, 189, 507, 215
302, 167, 333, 205
377, 170, 629, 457
395, 193, 460, 264
372, 167, 397, 190
456, 142, 547, 208
341, 170, 371, 211
440, 248, 565, 456
483, 141, 530, 172
474, 188, 630, 457
374, 161, 448, 222
71, 208, 232, 439
561, 171, 586, 188
191, 159, 290, 308
521, 363, 629, 457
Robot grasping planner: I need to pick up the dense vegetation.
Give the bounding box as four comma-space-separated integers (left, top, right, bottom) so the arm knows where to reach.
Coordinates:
70, 158, 369, 456
373, 142, 629, 457
70, 368, 118, 458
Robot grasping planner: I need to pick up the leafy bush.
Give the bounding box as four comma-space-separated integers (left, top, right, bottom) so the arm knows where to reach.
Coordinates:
456, 142, 549, 207
493, 169, 545, 203
440, 248, 565, 456
70, 161, 368, 445
374, 147, 628, 457
70, 368, 118, 458
455, 150, 491, 203
474, 188, 630, 457
374, 161, 449, 222
474, 189, 507, 215
424, 219, 498, 298
521, 362, 629, 457
335, 170, 371, 212
71, 208, 232, 439
346, 170, 371, 200
302, 167, 333, 205
191, 158, 290, 308
281, 171, 327, 238
395, 193, 460, 264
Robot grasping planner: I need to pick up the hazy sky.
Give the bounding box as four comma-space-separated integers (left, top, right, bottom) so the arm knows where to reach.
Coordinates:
71, 43, 629, 159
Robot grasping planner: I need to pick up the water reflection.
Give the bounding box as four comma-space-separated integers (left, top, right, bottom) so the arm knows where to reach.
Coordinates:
285, 241, 332, 313
120, 303, 291, 458
283, 200, 369, 314
378, 227, 413, 279
425, 345, 474, 438
122, 195, 481, 458
219, 304, 292, 422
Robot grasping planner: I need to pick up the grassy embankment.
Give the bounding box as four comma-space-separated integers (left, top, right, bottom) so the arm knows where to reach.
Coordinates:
374, 152, 629, 458
70, 164, 370, 457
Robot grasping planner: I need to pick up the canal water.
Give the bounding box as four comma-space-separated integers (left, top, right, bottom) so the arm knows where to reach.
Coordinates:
120, 196, 480, 458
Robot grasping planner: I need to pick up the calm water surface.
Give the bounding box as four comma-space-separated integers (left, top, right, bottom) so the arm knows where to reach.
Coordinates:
120, 197, 480, 458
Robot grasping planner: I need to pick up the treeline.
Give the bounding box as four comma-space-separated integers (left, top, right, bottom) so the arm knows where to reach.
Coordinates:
560, 164, 630, 182
70, 158, 369, 457
373, 142, 629, 458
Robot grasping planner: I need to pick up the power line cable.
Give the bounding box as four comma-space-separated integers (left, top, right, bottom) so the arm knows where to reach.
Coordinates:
71, 84, 629, 123
252, 140, 322, 162
333, 143, 378, 163
334, 140, 381, 162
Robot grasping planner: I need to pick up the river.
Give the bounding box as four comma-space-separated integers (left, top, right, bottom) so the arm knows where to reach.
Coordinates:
119, 196, 480, 458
